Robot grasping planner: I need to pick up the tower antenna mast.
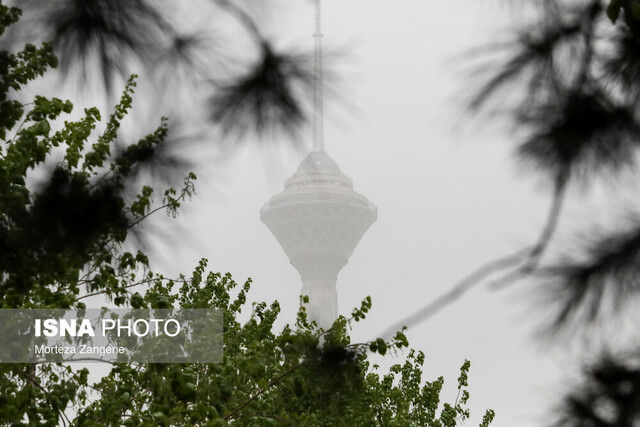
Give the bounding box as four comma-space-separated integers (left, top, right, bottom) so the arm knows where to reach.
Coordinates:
313, 0, 324, 152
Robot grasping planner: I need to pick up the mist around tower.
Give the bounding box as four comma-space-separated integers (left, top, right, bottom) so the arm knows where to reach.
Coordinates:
0, 0, 500, 425
2, 0, 638, 425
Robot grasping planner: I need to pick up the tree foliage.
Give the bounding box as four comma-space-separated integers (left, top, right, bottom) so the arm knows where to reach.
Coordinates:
6, 0, 316, 137
70, 264, 495, 426
469, 0, 640, 338
0, 3, 494, 425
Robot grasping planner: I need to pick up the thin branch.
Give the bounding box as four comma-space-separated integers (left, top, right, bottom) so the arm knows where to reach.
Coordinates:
59, 357, 119, 365
19, 370, 72, 426
575, 1, 599, 89
126, 185, 191, 230
81, 179, 192, 271
224, 361, 304, 421
78, 266, 134, 285
530, 180, 567, 263
77, 276, 188, 300
9, 115, 30, 145
379, 248, 530, 338
213, 0, 263, 45
381, 179, 569, 338
490, 179, 567, 289
77, 281, 145, 301
225, 334, 376, 422
88, 168, 114, 190
454, 385, 462, 408
228, 413, 289, 424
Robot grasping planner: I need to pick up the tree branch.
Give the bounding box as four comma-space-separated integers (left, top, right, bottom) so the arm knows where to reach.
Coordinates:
18, 369, 72, 426
77, 277, 187, 300
381, 179, 569, 338
380, 248, 530, 338
213, 0, 264, 45
126, 185, 191, 230
224, 361, 304, 421
490, 179, 567, 289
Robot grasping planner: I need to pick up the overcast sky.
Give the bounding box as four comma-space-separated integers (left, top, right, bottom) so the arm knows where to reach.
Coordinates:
139, 1, 559, 424
62, 0, 633, 424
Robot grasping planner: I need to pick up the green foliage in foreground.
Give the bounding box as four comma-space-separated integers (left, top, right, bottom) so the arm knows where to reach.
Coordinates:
71, 262, 495, 426
0, 2, 494, 425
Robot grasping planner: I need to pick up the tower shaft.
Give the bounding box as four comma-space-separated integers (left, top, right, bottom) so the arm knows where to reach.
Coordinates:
302, 281, 337, 330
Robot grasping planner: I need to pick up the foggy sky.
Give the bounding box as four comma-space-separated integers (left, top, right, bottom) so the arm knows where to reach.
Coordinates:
69, 1, 627, 424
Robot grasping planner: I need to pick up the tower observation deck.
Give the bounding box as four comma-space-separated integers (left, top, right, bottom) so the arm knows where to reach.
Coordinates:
260, 0, 377, 328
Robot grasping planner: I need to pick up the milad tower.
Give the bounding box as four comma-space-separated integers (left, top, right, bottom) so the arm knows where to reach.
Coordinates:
260, 0, 377, 329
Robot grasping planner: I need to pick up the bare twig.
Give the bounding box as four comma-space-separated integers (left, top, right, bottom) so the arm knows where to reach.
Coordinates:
490, 179, 567, 289
213, 0, 263, 44
223, 361, 304, 421
380, 248, 530, 338
77, 276, 187, 300
60, 357, 119, 364
381, 179, 568, 338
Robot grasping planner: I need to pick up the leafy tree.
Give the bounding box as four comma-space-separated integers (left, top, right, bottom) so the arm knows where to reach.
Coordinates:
0, 3, 494, 426
73, 266, 495, 426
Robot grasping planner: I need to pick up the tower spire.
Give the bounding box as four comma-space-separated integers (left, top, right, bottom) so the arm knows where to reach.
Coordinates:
313, 0, 324, 152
